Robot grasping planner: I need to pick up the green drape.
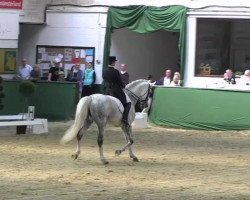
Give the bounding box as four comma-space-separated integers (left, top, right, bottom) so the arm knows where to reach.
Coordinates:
150, 87, 250, 131
103, 5, 187, 76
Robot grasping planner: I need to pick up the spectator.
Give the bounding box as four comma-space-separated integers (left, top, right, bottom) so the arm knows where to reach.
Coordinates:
238, 69, 250, 86
172, 71, 183, 86
14, 58, 32, 80
48, 55, 64, 81
223, 69, 236, 84
81, 62, 95, 97
29, 64, 41, 80
120, 63, 129, 85
155, 69, 172, 86
66, 63, 83, 82
170, 75, 181, 86
66, 63, 84, 97
174, 71, 181, 79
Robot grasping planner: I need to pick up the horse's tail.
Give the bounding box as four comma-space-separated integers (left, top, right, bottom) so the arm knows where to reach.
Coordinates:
60, 96, 92, 144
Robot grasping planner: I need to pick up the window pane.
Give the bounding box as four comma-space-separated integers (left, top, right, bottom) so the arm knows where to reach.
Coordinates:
195, 18, 250, 77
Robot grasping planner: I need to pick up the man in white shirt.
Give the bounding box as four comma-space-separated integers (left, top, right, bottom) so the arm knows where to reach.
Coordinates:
15, 58, 33, 80
155, 69, 172, 86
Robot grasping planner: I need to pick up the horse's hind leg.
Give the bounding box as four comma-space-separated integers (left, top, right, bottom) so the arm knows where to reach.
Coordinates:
97, 125, 109, 165
72, 129, 84, 160
72, 118, 93, 160
116, 125, 138, 162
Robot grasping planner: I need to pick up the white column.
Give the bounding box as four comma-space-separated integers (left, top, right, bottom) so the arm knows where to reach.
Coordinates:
184, 16, 197, 87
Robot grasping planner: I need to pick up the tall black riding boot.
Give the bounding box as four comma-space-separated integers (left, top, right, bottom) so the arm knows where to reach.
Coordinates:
122, 102, 131, 126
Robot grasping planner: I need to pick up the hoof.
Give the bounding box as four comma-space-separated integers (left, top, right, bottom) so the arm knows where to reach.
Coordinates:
133, 157, 139, 162
102, 160, 109, 165
115, 150, 122, 156
72, 154, 78, 160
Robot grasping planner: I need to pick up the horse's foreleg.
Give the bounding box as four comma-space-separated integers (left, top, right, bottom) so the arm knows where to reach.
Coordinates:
126, 128, 139, 161
128, 146, 139, 162
97, 126, 109, 165
116, 125, 138, 162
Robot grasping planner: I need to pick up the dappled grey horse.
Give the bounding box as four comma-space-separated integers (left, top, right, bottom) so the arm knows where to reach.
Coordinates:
60, 79, 150, 164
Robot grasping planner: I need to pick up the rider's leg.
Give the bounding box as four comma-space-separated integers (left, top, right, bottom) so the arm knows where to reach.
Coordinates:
113, 89, 131, 126
122, 102, 131, 126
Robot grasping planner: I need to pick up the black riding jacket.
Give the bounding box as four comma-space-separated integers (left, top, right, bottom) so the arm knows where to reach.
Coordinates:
103, 66, 127, 106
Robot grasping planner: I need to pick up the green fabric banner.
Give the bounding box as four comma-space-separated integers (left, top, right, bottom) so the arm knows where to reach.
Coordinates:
103, 5, 187, 76
0, 81, 78, 121
149, 87, 250, 131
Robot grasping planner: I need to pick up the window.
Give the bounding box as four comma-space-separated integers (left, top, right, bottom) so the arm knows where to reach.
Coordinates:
195, 18, 250, 77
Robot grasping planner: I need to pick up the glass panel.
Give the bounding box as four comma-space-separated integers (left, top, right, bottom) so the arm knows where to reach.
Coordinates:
195, 18, 250, 77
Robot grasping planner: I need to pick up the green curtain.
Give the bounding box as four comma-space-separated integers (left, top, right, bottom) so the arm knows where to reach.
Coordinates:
150, 87, 250, 131
103, 5, 187, 77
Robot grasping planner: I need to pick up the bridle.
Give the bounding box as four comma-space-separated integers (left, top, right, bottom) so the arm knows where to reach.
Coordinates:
125, 83, 151, 108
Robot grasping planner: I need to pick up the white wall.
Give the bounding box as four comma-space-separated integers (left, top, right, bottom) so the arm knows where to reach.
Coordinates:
19, 11, 180, 84
110, 28, 180, 82
0, 12, 20, 79
18, 12, 107, 84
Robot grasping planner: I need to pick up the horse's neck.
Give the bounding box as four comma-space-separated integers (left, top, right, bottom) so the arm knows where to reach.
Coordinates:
126, 92, 137, 105
125, 80, 149, 105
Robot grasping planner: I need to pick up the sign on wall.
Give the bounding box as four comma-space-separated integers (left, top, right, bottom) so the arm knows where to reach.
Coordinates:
0, 48, 17, 73
0, 0, 22, 9
36, 45, 95, 78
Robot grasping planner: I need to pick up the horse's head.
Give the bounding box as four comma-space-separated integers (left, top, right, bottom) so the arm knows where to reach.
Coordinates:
125, 79, 151, 110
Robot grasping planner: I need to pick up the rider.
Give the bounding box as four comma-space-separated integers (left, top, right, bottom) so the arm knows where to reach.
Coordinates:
102, 56, 131, 127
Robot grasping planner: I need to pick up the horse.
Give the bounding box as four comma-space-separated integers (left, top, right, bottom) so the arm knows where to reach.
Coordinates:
60, 79, 151, 164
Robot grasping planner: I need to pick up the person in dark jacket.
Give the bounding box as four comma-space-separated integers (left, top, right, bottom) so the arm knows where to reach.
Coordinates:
102, 56, 131, 127
120, 63, 129, 85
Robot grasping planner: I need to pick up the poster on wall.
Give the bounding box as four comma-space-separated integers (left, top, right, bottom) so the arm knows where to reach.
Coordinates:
36, 45, 95, 78
0, 48, 17, 73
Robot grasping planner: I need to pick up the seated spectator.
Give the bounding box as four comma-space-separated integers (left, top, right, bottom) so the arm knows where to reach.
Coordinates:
29, 64, 41, 80
174, 71, 180, 78
170, 75, 181, 86
173, 71, 183, 86
238, 69, 250, 86
155, 69, 172, 86
14, 58, 33, 80
223, 69, 236, 84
